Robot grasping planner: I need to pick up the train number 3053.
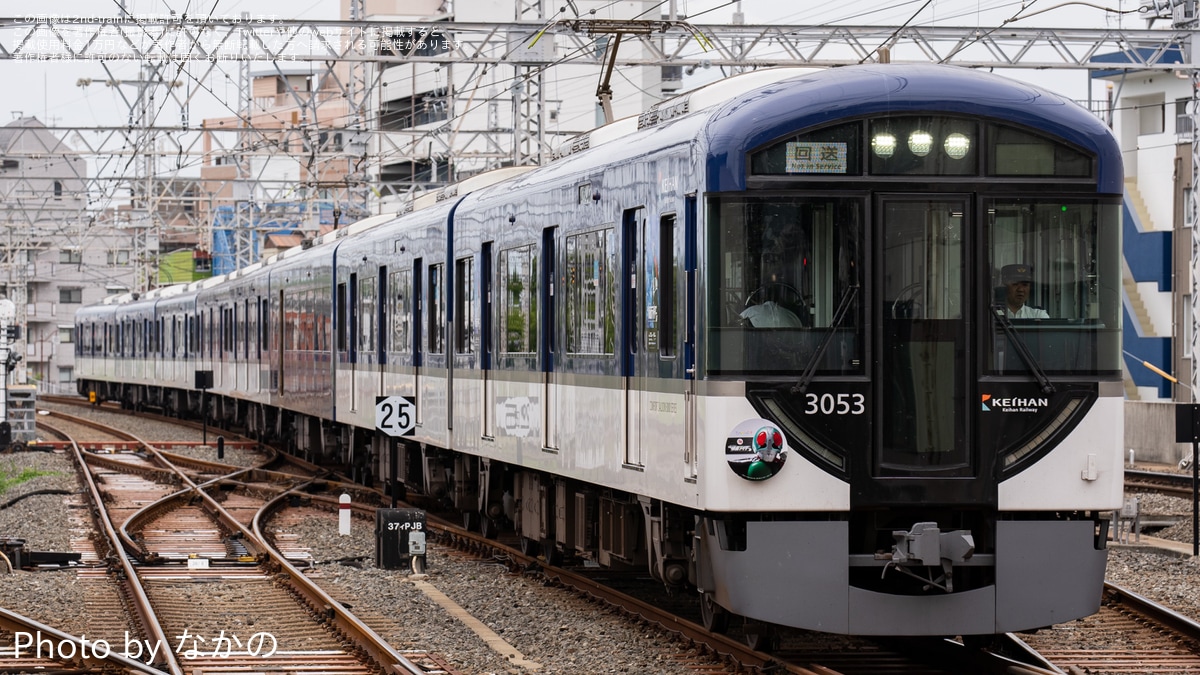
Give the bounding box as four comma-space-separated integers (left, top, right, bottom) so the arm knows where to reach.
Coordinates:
804, 393, 866, 415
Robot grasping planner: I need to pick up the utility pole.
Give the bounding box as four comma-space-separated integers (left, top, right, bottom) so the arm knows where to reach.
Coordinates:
0, 298, 16, 449
513, 0, 548, 165
1185, 6, 1200, 397
234, 11, 256, 272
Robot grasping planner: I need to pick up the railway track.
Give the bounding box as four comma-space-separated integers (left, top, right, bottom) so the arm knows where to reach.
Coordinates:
0, 606, 165, 675
1019, 582, 1200, 673
29, 397, 1200, 674
1125, 468, 1197, 499
31, 408, 445, 675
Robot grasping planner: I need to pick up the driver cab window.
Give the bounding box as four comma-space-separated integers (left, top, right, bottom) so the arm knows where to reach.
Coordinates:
985, 198, 1122, 375
706, 195, 863, 376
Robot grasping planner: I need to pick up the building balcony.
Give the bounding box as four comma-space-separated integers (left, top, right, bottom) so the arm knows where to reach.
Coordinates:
24, 302, 61, 321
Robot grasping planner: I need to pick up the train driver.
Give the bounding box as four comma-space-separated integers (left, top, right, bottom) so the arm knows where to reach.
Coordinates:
1000, 263, 1049, 319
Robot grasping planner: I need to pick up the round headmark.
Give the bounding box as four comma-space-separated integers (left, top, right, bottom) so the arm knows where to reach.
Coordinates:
725, 418, 788, 481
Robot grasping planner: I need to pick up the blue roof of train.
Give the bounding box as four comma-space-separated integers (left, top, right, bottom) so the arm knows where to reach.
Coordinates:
705, 64, 1123, 194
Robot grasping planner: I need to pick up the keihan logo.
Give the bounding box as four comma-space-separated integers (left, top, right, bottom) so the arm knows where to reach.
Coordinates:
981, 394, 1050, 413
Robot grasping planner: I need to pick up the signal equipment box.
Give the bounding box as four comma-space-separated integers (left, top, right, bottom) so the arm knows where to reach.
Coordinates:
5, 385, 35, 450
375, 508, 426, 573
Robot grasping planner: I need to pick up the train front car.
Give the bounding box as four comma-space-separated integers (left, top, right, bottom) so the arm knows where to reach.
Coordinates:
696, 65, 1122, 637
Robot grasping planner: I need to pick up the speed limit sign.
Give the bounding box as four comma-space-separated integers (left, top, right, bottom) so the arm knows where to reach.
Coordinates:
375, 396, 416, 437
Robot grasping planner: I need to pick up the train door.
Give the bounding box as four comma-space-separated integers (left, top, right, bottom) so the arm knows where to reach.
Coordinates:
480, 243, 494, 439
622, 207, 647, 467
355, 270, 380, 413
861, 195, 982, 506
541, 226, 558, 450
682, 197, 700, 481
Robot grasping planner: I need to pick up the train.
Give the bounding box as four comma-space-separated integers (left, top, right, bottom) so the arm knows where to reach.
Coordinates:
75, 63, 1124, 641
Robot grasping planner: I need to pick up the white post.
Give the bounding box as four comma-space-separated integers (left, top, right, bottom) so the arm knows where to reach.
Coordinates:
1128, 449, 1135, 467
0, 298, 13, 427
339, 493, 351, 536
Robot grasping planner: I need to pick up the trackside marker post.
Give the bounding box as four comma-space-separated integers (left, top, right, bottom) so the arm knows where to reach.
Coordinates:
339, 494, 351, 536
1174, 404, 1200, 557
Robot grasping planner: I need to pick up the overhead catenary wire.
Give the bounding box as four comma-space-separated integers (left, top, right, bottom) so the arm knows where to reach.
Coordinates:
4, 4, 1156, 250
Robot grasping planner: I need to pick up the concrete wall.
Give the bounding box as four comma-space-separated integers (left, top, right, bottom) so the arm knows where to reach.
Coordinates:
1125, 400, 1191, 465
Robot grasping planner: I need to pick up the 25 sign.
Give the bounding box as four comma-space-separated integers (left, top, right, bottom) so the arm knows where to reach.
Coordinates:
375, 396, 416, 437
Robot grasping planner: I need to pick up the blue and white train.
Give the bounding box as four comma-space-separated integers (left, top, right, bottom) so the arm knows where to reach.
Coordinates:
76, 64, 1124, 639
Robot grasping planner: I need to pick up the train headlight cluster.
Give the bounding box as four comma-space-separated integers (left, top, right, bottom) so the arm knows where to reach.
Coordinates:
907, 130, 934, 157
944, 132, 971, 159
870, 129, 972, 160
871, 133, 897, 158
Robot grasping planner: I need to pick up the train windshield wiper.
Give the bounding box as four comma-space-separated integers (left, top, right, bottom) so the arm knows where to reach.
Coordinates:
789, 284, 859, 395
990, 304, 1056, 394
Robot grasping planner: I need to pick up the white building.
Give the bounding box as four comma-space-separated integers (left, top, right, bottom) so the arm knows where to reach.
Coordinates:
0, 117, 137, 392
1093, 52, 1189, 402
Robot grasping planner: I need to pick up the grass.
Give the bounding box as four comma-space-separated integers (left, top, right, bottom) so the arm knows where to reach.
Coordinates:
0, 463, 55, 497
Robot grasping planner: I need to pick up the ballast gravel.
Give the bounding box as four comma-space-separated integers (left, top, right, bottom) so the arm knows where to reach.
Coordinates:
5, 404, 1200, 673
279, 510, 715, 674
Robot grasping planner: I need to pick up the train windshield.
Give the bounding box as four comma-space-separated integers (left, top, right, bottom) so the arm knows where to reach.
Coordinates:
705, 195, 863, 376
986, 199, 1122, 374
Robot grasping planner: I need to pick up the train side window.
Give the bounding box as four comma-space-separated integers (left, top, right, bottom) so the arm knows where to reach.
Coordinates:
225, 306, 234, 355
428, 264, 445, 354
349, 273, 359, 359
455, 257, 474, 354
377, 266, 388, 364
284, 290, 297, 353
313, 288, 323, 351
390, 269, 412, 355
360, 274, 377, 358
242, 300, 250, 359
564, 227, 616, 355
499, 244, 538, 354
260, 298, 269, 359
660, 214, 677, 358
336, 282, 348, 352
